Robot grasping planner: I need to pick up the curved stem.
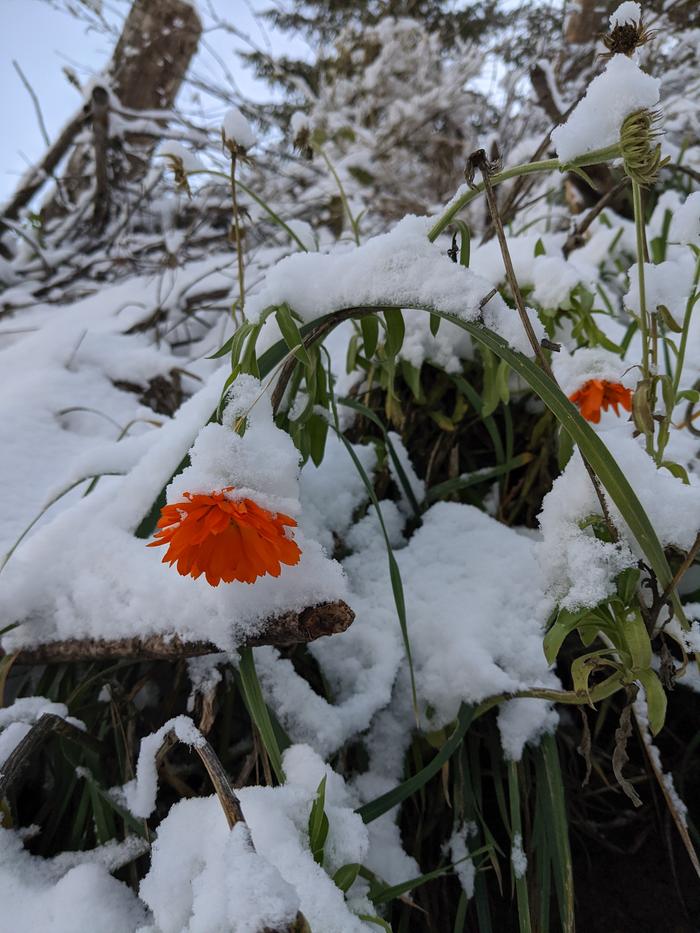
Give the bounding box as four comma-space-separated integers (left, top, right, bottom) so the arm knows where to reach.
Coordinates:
428, 145, 621, 242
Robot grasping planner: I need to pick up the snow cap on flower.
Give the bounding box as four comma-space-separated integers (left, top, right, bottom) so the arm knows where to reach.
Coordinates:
222, 106, 257, 155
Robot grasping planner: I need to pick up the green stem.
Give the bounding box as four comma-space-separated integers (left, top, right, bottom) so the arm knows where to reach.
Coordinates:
230, 155, 246, 320
184, 168, 309, 252
318, 146, 361, 245
428, 145, 621, 242
632, 181, 650, 379
632, 180, 655, 455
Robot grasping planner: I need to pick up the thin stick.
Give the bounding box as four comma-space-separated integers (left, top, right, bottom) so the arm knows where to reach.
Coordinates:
475, 152, 620, 543
12, 60, 51, 147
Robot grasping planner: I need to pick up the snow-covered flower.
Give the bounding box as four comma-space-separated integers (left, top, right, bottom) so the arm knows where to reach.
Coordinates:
148, 487, 301, 585
569, 379, 633, 423
222, 106, 257, 156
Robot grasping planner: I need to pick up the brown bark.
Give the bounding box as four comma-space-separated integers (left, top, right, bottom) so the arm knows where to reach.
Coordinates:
7, 0, 202, 230
564, 0, 608, 45
1, 600, 354, 665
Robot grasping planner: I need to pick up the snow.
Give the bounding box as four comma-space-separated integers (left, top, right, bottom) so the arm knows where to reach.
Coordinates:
0, 698, 85, 769
610, 2, 642, 27
552, 346, 634, 398
538, 430, 700, 610
551, 55, 660, 163
139, 744, 375, 933
0, 828, 148, 933
222, 106, 257, 152
124, 716, 205, 819
511, 832, 527, 879
0, 373, 348, 653
446, 823, 477, 898
258, 500, 560, 761
245, 215, 496, 326
669, 192, 700, 246
625, 256, 697, 322
159, 141, 203, 174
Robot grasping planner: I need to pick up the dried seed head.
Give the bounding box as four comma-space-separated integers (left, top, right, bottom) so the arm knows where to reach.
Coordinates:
601, 13, 654, 60
464, 146, 502, 189
163, 153, 191, 198
619, 108, 669, 187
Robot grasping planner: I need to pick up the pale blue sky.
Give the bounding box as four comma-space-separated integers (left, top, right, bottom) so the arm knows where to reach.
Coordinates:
0, 0, 307, 199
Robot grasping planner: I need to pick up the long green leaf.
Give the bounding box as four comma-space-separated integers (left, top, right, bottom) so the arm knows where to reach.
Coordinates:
357, 704, 474, 823
237, 646, 285, 783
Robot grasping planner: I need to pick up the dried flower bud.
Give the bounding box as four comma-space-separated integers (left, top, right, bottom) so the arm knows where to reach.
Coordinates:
222, 107, 257, 159
601, 3, 654, 59
619, 108, 668, 187
464, 146, 502, 189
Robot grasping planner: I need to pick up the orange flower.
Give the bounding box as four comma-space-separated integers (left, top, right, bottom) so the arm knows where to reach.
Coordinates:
148, 487, 301, 586
569, 379, 632, 424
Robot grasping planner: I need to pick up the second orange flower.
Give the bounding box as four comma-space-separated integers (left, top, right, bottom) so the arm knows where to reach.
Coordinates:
569, 379, 632, 424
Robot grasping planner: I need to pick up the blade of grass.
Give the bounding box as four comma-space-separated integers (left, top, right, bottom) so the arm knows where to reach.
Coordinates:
508, 761, 532, 933
357, 704, 474, 823
237, 646, 285, 784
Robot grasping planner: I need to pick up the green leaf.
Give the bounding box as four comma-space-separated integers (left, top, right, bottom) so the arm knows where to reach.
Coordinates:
616, 567, 641, 605
426, 454, 532, 506
360, 315, 379, 358
508, 761, 532, 933
620, 608, 652, 670
660, 460, 690, 484
453, 219, 471, 266
308, 775, 330, 866
333, 863, 361, 893
536, 735, 574, 933
638, 669, 667, 735
358, 916, 392, 932
534, 237, 546, 257
237, 647, 285, 784
275, 304, 311, 366
338, 397, 422, 520
383, 308, 405, 357
657, 303, 683, 333
400, 359, 423, 401
543, 607, 592, 665
430, 312, 441, 336
307, 412, 329, 467
357, 704, 474, 823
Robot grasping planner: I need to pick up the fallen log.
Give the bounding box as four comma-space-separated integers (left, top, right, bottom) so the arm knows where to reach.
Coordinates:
1, 600, 354, 665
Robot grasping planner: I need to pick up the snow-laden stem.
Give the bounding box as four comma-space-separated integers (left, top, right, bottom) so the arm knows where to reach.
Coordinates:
428, 145, 621, 242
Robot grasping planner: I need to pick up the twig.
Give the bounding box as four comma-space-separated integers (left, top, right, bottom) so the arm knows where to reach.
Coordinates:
472, 148, 620, 543
12, 60, 51, 147
1, 600, 355, 665
0, 713, 103, 799
662, 532, 700, 604
91, 85, 111, 230
563, 176, 630, 256
0, 108, 87, 223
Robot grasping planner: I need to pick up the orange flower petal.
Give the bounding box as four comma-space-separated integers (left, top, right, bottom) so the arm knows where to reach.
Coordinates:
148, 487, 301, 586
569, 379, 631, 423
